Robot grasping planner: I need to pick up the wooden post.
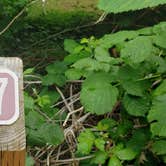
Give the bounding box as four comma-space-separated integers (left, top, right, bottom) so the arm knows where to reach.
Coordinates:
0, 58, 26, 165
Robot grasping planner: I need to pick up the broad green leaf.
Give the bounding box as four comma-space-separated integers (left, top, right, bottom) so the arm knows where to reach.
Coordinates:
108, 156, 122, 166
126, 129, 150, 154
72, 58, 110, 72
27, 123, 64, 146
123, 94, 151, 117
92, 151, 108, 164
94, 138, 105, 151
26, 110, 45, 130
95, 46, 112, 63
121, 37, 153, 64
118, 66, 150, 96
42, 61, 67, 86
42, 74, 66, 86
116, 148, 137, 160
77, 129, 95, 155
64, 50, 90, 64
99, 31, 138, 48
39, 87, 60, 104
65, 68, 83, 80
97, 119, 117, 131
46, 61, 67, 74
152, 140, 166, 155
80, 73, 118, 115
98, 0, 166, 13
148, 94, 166, 137
153, 32, 166, 49
39, 123, 64, 145
64, 39, 79, 53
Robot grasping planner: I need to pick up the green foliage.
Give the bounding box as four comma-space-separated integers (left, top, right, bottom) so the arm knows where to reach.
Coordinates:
80, 73, 118, 114
59, 21, 166, 164
98, 0, 166, 13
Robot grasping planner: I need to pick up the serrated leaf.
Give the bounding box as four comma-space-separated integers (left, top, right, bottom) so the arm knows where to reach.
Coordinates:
152, 140, 166, 155
65, 68, 83, 80
26, 110, 45, 130
116, 148, 137, 160
64, 39, 79, 53
98, 0, 166, 13
95, 46, 112, 63
97, 118, 117, 131
99, 31, 138, 48
42, 74, 66, 86
77, 129, 95, 155
148, 94, 166, 137
108, 155, 122, 166
42, 61, 67, 86
153, 32, 166, 49
72, 58, 110, 72
123, 94, 151, 117
27, 123, 64, 146
80, 73, 118, 115
94, 138, 105, 151
121, 37, 153, 64
118, 65, 150, 96
92, 151, 108, 164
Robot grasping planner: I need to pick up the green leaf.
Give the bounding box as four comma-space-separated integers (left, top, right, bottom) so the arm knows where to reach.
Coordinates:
80, 73, 118, 115
77, 129, 95, 155
98, 0, 166, 13
97, 119, 117, 131
116, 148, 137, 160
46, 61, 67, 74
64, 50, 90, 64
64, 39, 79, 53
26, 155, 34, 166
39, 87, 60, 104
118, 65, 149, 96
99, 31, 138, 48
26, 110, 45, 130
153, 80, 166, 96
27, 123, 64, 146
24, 93, 34, 111
123, 94, 151, 117
42, 61, 67, 86
39, 123, 64, 145
92, 151, 108, 164
24, 68, 34, 75
121, 37, 154, 64
94, 138, 105, 151
108, 156, 122, 166
72, 58, 110, 72
95, 46, 112, 63
42, 74, 66, 86
148, 94, 166, 137
65, 68, 83, 80
153, 32, 166, 49
152, 140, 166, 155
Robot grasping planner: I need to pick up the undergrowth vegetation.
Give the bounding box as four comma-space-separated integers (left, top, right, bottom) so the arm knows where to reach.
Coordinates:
1, 0, 166, 165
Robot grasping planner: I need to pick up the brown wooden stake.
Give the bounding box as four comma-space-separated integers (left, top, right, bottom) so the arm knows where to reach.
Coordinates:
0, 58, 26, 166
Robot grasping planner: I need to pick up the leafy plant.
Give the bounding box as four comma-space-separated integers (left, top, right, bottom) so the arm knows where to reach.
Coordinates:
98, 0, 166, 13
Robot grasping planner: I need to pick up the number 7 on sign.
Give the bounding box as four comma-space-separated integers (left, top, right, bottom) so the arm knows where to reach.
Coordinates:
0, 78, 8, 115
